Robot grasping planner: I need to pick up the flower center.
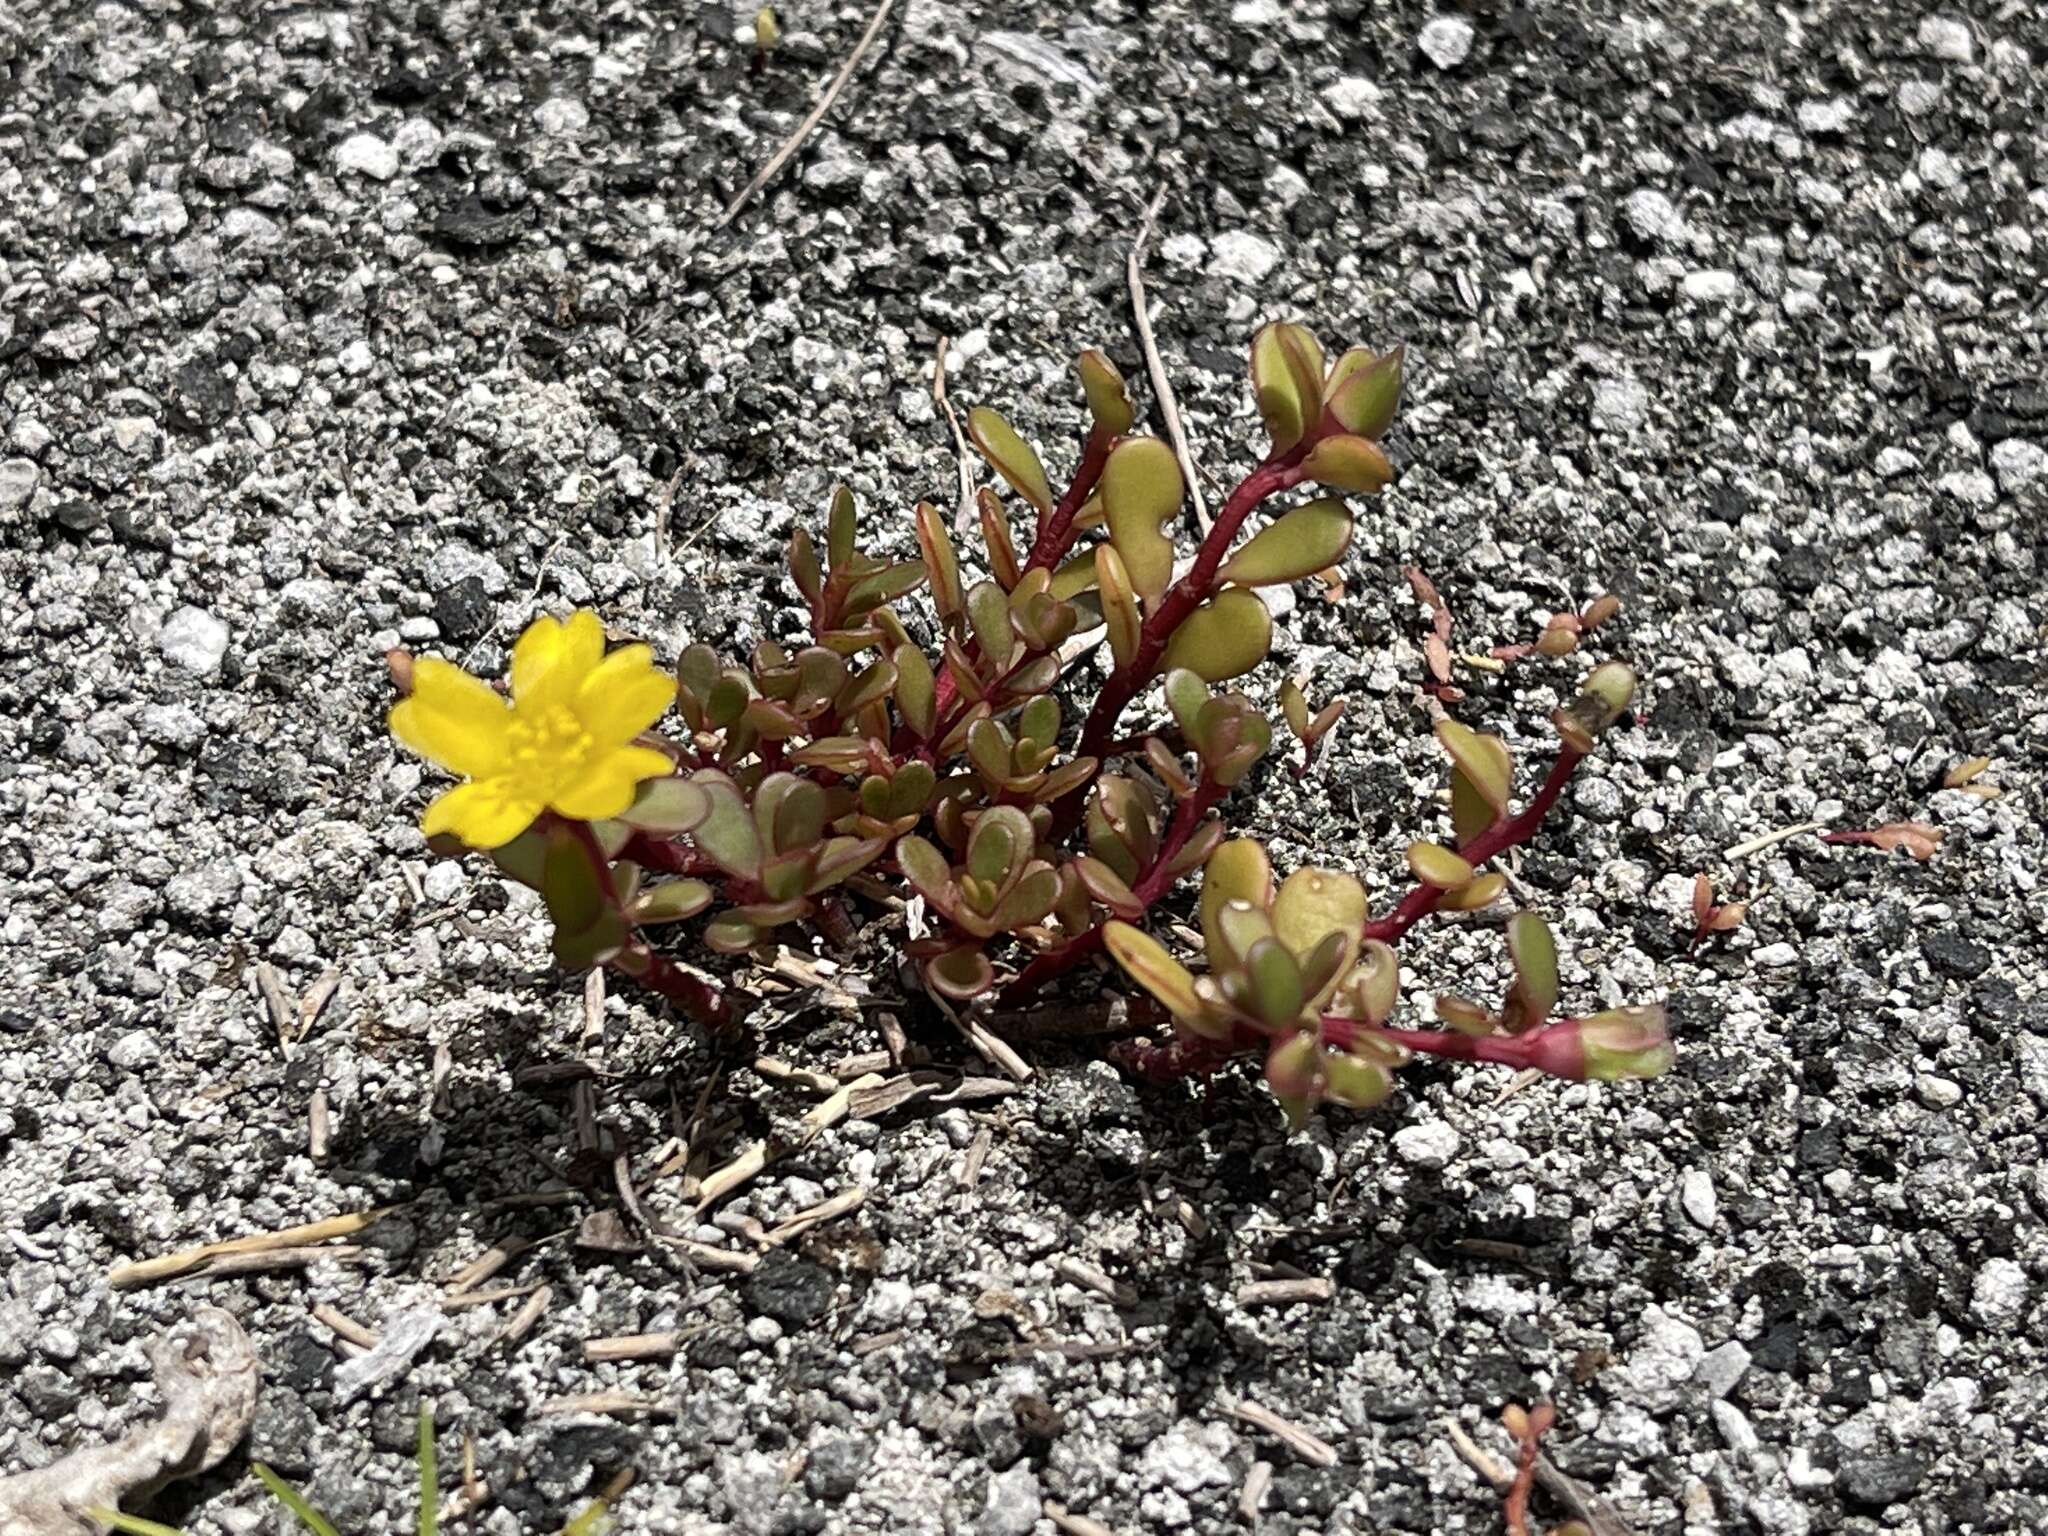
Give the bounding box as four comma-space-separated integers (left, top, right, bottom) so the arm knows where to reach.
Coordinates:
504, 703, 596, 796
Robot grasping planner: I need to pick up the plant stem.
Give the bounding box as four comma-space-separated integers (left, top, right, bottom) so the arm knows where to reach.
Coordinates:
928, 428, 1114, 732
563, 819, 736, 1032
1361, 745, 1586, 944
1318, 1015, 1580, 1075
999, 778, 1224, 1001
1023, 427, 1112, 574
1073, 455, 1308, 765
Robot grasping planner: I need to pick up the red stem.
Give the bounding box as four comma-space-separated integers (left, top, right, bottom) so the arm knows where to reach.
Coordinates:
1073, 455, 1309, 767
562, 819, 735, 1032
999, 778, 1225, 1001
1022, 427, 1112, 574
928, 429, 1114, 731
1319, 1014, 1582, 1075
1361, 746, 1585, 944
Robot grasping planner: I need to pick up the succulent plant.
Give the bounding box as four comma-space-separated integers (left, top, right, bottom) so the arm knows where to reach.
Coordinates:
387, 316, 1673, 1119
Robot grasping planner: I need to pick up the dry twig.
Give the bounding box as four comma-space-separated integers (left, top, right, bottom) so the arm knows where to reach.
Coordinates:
1126, 188, 1209, 534
716, 0, 900, 228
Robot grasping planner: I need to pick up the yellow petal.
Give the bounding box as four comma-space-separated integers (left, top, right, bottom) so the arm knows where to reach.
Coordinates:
550, 746, 673, 820
512, 609, 606, 708
575, 645, 673, 743
390, 659, 512, 778
420, 780, 542, 848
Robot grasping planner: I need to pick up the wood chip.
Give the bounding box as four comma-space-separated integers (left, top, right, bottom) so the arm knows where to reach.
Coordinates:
445, 1230, 567, 1294
308, 1087, 330, 1161
582, 1331, 686, 1363
1222, 1395, 1338, 1468
852, 1329, 904, 1357
110, 1206, 401, 1290
1057, 1256, 1137, 1308
496, 1284, 553, 1348
1236, 1277, 1334, 1309
168, 1245, 369, 1282
299, 968, 343, 1034
1125, 186, 1209, 537
1045, 1502, 1119, 1536
536, 1390, 667, 1419
930, 993, 1033, 1082
835, 1049, 893, 1079
754, 1055, 840, 1094
1240, 1461, 1273, 1522
254, 962, 297, 1046
311, 1303, 379, 1352
762, 1188, 867, 1248
441, 1282, 545, 1314
958, 1125, 992, 1190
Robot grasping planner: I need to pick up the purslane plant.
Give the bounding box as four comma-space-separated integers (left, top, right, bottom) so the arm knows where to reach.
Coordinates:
388, 319, 1673, 1119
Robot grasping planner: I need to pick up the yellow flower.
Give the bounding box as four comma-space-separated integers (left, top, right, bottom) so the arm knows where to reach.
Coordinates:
390, 610, 675, 848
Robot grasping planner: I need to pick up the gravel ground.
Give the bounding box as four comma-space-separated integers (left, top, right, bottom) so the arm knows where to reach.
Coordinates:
3, 0, 2045, 1532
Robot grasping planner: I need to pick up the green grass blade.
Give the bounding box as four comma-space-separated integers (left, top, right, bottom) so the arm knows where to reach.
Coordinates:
417, 1404, 438, 1536
560, 1498, 613, 1536
89, 1512, 187, 1536
252, 1464, 344, 1536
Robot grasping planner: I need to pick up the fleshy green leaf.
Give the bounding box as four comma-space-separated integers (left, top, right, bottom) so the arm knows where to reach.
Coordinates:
1300, 435, 1393, 495
1101, 436, 1183, 602
1270, 867, 1367, 964
894, 834, 955, 909
1103, 921, 1208, 1030
631, 878, 714, 923
1350, 939, 1401, 1024
810, 835, 889, 891
1074, 853, 1146, 918
893, 644, 936, 739
1218, 500, 1353, 587
914, 500, 964, 627
1161, 589, 1272, 682
966, 581, 1015, 670
1506, 910, 1559, 1025
1321, 1051, 1392, 1110
1250, 323, 1309, 450
1436, 720, 1513, 814
826, 485, 857, 570
925, 945, 996, 1000
1245, 937, 1306, 1028
845, 560, 927, 616
1088, 544, 1141, 671
1201, 838, 1273, 957
1324, 345, 1403, 438
687, 771, 764, 878
704, 913, 762, 953
1078, 348, 1136, 436
1406, 841, 1475, 889
967, 406, 1054, 512
1440, 870, 1506, 911
977, 488, 1022, 590
967, 805, 1030, 887
617, 777, 706, 834
991, 865, 1061, 930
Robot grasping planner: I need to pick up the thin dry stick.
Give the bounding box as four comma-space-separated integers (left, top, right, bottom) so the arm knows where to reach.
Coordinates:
1236, 1276, 1334, 1308
1222, 1395, 1339, 1468
932, 334, 979, 535
762, 1187, 868, 1247
1724, 820, 1823, 860
311, 1304, 379, 1352
497, 1284, 553, 1348
537, 1391, 669, 1419
1044, 1503, 1118, 1536
715, 0, 900, 228
583, 1331, 687, 1364
170, 1245, 368, 1282
1127, 187, 1210, 534
1240, 1461, 1274, 1522
254, 962, 297, 1045
111, 1207, 400, 1290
